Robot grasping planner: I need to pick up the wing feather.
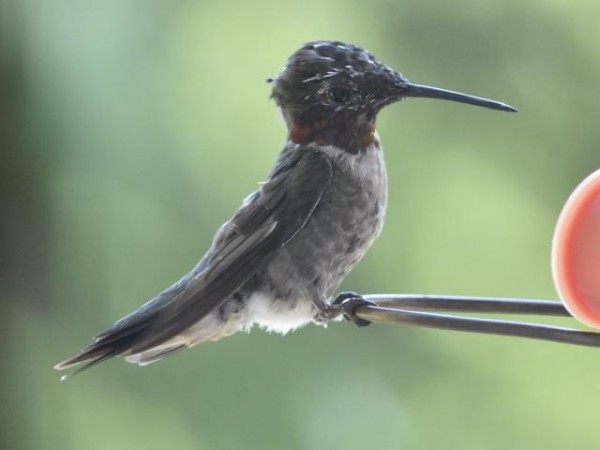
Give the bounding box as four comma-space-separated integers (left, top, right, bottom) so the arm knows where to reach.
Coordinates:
55, 147, 333, 369
130, 148, 333, 352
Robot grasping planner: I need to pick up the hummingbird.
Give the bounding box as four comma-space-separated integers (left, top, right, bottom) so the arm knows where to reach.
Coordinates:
55, 41, 516, 376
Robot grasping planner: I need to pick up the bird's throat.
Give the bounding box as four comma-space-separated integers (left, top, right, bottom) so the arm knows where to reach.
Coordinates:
289, 116, 378, 154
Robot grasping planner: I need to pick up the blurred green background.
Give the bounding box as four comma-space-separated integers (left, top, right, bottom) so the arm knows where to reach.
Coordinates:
3, 0, 600, 449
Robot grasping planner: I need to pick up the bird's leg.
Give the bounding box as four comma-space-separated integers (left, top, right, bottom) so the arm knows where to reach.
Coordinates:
317, 291, 375, 327
312, 298, 342, 324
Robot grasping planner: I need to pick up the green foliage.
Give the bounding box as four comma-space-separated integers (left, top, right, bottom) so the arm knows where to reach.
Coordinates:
3, 0, 600, 449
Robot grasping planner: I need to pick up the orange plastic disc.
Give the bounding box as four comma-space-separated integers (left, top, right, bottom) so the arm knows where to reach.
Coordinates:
552, 169, 600, 328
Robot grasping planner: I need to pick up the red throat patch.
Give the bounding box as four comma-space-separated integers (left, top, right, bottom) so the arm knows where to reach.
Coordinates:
290, 122, 314, 144
290, 119, 378, 152
361, 123, 377, 147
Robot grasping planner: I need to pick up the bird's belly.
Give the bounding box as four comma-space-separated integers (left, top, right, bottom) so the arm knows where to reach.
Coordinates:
254, 189, 384, 318
243, 143, 387, 334
245, 199, 384, 334
245, 290, 316, 334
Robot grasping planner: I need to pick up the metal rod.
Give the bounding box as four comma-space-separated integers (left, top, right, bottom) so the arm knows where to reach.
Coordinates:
364, 294, 570, 316
355, 305, 600, 348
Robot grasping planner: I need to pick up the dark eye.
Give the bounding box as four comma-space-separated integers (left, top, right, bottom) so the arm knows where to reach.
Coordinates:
330, 86, 350, 103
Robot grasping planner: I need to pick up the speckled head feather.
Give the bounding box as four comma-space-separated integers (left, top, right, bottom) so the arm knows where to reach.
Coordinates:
269, 40, 516, 148
268, 41, 413, 153
270, 41, 408, 121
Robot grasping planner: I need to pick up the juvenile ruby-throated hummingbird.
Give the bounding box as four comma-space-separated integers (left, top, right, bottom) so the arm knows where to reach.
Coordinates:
55, 41, 515, 375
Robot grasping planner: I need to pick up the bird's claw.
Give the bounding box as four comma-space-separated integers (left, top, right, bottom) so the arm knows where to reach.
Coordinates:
331, 291, 375, 327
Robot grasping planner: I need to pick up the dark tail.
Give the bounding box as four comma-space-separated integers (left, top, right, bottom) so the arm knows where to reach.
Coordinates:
54, 320, 151, 379
55, 260, 209, 378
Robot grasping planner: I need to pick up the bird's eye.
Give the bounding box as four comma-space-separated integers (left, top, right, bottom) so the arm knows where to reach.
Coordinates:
330, 86, 350, 103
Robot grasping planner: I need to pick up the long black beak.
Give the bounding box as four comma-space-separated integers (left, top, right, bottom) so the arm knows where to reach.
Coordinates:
353, 295, 600, 348
403, 83, 517, 112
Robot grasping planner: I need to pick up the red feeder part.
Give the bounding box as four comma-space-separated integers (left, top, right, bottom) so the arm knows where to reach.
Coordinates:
553, 169, 600, 328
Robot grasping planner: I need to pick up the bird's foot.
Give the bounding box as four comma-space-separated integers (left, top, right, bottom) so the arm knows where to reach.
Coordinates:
313, 302, 342, 325
330, 291, 374, 327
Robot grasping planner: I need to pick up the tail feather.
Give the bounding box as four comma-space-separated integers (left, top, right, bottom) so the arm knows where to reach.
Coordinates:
124, 344, 187, 366
57, 351, 120, 381
54, 258, 223, 377
54, 318, 152, 376
53, 283, 184, 376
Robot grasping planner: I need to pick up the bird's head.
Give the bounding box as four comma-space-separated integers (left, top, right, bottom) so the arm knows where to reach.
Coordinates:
269, 41, 515, 152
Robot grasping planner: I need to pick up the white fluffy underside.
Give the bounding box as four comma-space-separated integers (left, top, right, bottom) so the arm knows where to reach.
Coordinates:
124, 292, 318, 365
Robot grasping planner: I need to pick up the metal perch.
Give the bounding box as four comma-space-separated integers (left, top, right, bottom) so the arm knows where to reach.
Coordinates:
350, 295, 600, 348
